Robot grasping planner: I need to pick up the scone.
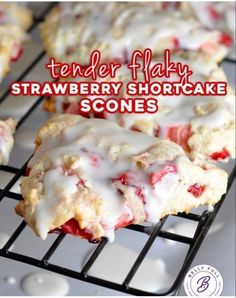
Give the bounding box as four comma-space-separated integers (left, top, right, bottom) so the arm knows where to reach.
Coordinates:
0, 118, 16, 165
0, 3, 33, 81
187, 2, 235, 58
15, 114, 227, 242
160, 2, 235, 59
0, 3, 33, 30
40, 2, 232, 65
44, 52, 235, 162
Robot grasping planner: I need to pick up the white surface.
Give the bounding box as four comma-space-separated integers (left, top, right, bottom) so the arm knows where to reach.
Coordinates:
0, 2, 235, 296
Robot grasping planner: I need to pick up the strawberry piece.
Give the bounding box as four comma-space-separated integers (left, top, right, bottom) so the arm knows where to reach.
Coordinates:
93, 111, 108, 119
81, 148, 103, 166
172, 37, 179, 51
56, 218, 94, 241
112, 171, 135, 185
25, 167, 31, 176
166, 124, 191, 152
210, 148, 229, 161
187, 183, 205, 197
149, 164, 177, 186
0, 11, 4, 22
130, 125, 141, 133
89, 153, 99, 166
207, 5, 221, 20
162, 2, 169, 9
112, 171, 146, 202
11, 44, 23, 62
115, 212, 134, 229
112, 172, 128, 185
219, 32, 233, 48
135, 187, 145, 202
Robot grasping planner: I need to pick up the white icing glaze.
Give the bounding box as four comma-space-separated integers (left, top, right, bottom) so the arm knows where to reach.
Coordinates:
55, 3, 226, 60
208, 205, 214, 212
191, 2, 236, 35
36, 168, 79, 240
21, 272, 69, 296
87, 243, 172, 292
4, 276, 16, 285
29, 118, 182, 240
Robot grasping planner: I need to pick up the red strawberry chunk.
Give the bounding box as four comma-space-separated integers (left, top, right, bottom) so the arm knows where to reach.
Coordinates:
167, 124, 191, 152
112, 172, 131, 185
187, 183, 205, 197
207, 5, 221, 20
115, 212, 134, 229
219, 32, 233, 48
112, 171, 146, 202
25, 167, 31, 176
172, 37, 179, 51
135, 187, 145, 202
0, 11, 4, 18
89, 153, 99, 166
130, 125, 141, 133
11, 44, 23, 62
210, 148, 229, 161
149, 164, 177, 186
56, 218, 94, 241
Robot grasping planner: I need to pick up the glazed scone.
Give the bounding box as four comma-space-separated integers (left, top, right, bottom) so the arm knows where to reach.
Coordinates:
0, 24, 28, 80
44, 52, 235, 162
16, 114, 227, 241
0, 3, 33, 31
40, 2, 231, 65
0, 118, 16, 165
0, 3, 32, 81
187, 2, 235, 58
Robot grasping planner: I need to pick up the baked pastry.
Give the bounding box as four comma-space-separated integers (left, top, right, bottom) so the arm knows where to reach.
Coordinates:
0, 3, 33, 81
15, 114, 227, 241
0, 118, 16, 165
0, 3, 33, 30
40, 2, 231, 65
188, 2, 235, 58
44, 52, 235, 162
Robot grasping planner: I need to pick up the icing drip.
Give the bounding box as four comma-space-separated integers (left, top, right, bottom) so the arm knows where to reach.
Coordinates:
29, 118, 182, 241
54, 3, 228, 60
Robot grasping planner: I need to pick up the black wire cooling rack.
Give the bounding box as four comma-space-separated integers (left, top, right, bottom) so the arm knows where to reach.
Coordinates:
0, 3, 235, 296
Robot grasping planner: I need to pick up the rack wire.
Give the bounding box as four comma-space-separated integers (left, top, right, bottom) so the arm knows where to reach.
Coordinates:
0, 3, 235, 296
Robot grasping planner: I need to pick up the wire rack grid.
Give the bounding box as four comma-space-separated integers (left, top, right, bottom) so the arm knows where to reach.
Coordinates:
0, 3, 235, 296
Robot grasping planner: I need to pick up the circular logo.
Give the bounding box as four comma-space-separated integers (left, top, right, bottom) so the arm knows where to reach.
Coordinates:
184, 264, 223, 296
